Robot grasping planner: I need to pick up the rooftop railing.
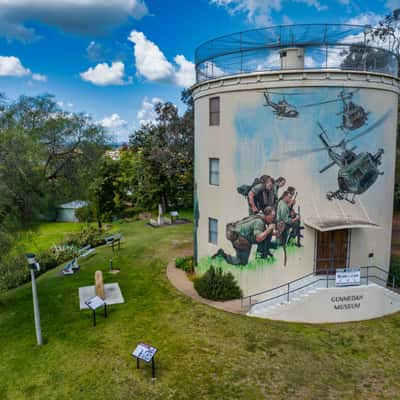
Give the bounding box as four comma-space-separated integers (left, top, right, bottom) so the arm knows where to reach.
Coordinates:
195, 24, 399, 82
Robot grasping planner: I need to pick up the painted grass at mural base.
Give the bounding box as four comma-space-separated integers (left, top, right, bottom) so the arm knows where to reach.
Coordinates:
197, 240, 300, 274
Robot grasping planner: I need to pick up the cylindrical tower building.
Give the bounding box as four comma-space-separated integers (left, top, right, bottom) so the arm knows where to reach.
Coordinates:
193, 25, 400, 321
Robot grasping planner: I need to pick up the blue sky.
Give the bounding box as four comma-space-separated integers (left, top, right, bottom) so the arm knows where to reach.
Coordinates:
0, 0, 397, 142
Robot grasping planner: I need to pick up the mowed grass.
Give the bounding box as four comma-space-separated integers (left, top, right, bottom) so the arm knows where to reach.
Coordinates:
1, 218, 400, 399
13, 222, 91, 254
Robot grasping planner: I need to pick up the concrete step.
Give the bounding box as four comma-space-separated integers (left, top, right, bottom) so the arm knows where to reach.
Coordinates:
248, 284, 400, 323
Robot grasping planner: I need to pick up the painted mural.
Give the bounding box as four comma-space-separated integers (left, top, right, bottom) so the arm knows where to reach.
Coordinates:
199, 86, 395, 275
212, 176, 303, 266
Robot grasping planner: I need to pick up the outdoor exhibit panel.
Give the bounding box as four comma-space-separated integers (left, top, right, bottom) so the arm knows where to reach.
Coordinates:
193, 72, 399, 296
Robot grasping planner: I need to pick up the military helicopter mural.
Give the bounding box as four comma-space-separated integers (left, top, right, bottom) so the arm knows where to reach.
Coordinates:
316, 122, 383, 203
263, 91, 299, 118
336, 89, 369, 132
271, 110, 390, 204
263, 89, 369, 131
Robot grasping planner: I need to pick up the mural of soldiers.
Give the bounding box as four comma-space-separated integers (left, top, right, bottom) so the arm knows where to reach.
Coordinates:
276, 190, 301, 244
248, 175, 275, 215
212, 207, 276, 265
273, 177, 286, 205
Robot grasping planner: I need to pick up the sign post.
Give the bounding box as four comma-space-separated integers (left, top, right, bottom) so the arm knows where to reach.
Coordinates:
25, 254, 43, 346
85, 296, 107, 327
132, 343, 158, 379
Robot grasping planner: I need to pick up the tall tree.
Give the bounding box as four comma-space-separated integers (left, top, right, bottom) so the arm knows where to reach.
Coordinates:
129, 94, 194, 212
0, 94, 106, 225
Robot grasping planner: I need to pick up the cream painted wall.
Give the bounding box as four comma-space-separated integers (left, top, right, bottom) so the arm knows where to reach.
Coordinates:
194, 71, 399, 296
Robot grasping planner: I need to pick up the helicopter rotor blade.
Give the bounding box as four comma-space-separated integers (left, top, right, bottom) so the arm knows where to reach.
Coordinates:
344, 110, 392, 145
300, 98, 346, 108
319, 161, 336, 174
279, 146, 333, 158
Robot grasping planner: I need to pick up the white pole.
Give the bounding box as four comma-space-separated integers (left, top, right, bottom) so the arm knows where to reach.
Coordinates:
30, 269, 43, 345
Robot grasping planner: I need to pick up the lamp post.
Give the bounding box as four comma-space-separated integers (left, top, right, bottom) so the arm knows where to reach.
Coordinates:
26, 253, 43, 346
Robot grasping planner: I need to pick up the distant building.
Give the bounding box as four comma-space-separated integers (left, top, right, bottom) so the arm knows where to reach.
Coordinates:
105, 149, 121, 161
57, 200, 88, 222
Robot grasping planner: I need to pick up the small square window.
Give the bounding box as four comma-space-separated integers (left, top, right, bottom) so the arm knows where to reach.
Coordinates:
209, 97, 220, 126
209, 158, 219, 186
209, 218, 218, 245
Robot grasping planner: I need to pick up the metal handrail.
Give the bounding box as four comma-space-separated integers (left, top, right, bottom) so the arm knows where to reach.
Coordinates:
241, 265, 397, 311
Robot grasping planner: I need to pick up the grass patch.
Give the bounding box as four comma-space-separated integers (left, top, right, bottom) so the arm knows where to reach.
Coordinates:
1, 216, 400, 399
13, 222, 92, 254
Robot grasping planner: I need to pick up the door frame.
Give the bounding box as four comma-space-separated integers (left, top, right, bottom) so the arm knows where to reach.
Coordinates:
313, 229, 352, 275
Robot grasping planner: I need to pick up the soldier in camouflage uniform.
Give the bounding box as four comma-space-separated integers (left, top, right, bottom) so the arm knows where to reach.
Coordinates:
212, 207, 276, 265
276, 190, 301, 245
248, 175, 275, 215
273, 177, 286, 206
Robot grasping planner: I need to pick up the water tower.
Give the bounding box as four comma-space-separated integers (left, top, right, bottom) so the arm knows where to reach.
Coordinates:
192, 25, 400, 322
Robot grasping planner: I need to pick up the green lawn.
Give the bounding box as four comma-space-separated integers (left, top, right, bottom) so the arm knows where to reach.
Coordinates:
12, 222, 91, 254
1, 217, 400, 399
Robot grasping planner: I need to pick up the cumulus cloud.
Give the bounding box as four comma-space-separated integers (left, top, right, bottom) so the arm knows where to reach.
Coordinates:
136, 97, 163, 126
128, 31, 195, 87
80, 61, 130, 86
99, 113, 128, 129
0, 56, 46, 82
0, 0, 149, 42
0, 56, 30, 77
174, 55, 196, 87
209, 0, 326, 26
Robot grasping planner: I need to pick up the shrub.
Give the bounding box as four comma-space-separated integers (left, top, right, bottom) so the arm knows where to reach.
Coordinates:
0, 254, 29, 293
175, 256, 194, 273
194, 266, 242, 301
390, 256, 400, 287
64, 226, 105, 248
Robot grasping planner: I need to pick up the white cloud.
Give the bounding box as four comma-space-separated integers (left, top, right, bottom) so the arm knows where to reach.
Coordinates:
128, 31, 174, 82
99, 113, 128, 129
0, 56, 30, 76
128, 30, 195, 87
209, 0, 326, 26
57, 101, 74, 108
32, 72, 47, 81
0, 56, 46, 82
174, 55, 196, 87
80, 61, 129, 86
136, 97, 163, 126
346, 12, 382, 27
0, 0, 149, 42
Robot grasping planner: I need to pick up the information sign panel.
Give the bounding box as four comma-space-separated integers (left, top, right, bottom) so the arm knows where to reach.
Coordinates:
336, 268, 361, 287
85, 296, 105, 310
132, 343, 157, 363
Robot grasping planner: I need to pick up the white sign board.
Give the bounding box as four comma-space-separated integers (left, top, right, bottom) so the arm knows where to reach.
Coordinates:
132, 343, 157, 362
335, 268, 361, 287
85, 296, 105, 310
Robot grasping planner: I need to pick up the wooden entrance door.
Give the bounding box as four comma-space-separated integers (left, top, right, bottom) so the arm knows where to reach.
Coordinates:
316, 230, 349, 274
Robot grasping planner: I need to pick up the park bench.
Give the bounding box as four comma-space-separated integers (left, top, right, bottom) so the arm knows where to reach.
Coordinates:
62, 258, 79, 275
78, 244, 95, 258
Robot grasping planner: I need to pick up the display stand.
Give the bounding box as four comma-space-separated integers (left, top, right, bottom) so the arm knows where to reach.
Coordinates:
85, 296, 107, 327
132, 343, 158, 379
